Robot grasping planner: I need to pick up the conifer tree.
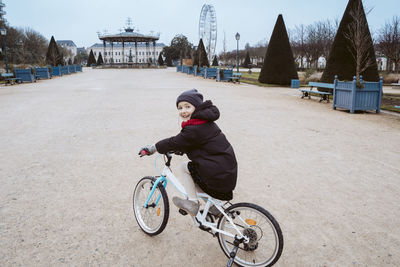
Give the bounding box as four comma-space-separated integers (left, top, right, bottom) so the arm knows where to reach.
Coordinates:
258, 14, 298, 85
97, 52, 104, 65
242, 51, 251, 68
165, 53, 173, 66
158, 52, 164, 66
321, 0, 378, 84
192, 48, 199, 66
68, 58, 72, 65
197, 38, 210, 67
87, 49, 96, 66
212, 55, 219, 66
45, 36, 63, 66
73, 57, 78, 64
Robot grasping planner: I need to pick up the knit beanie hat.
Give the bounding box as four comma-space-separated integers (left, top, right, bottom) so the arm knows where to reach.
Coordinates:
176, 89, 203, 108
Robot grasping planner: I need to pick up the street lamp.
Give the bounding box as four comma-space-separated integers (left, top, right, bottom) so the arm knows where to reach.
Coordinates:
235, 32, 240, 73
0, 28, 8, 73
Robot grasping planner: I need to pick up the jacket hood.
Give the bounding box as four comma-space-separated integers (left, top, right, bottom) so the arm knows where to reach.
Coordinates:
191, 100, 220, 121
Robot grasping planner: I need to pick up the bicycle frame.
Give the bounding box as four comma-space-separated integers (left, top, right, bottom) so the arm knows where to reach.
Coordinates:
143, 156, 249, 242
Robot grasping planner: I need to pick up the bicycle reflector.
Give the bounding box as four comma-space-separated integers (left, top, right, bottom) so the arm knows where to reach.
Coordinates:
157, 208, 161, 216
245, 219, 257, 226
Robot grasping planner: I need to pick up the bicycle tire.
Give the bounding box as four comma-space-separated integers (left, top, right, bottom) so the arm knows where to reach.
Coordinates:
133, 176, 169, 236
217, 202, 283, 267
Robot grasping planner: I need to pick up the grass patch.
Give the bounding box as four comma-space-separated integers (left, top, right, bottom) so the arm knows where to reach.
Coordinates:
239, 71, 291, 88
382, 93, 400, 113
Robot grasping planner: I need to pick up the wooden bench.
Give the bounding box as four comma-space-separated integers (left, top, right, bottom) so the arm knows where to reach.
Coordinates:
15, 68, 36, 82
391, 82, 400, 89
1, 73, 21, 85
228, 72, 242, 83
300, 82, 333, 103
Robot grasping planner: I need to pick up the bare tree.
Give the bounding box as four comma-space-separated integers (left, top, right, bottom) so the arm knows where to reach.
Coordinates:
377, 16, 400, 73
222, 31, 227, 65
343, 1, 375, 80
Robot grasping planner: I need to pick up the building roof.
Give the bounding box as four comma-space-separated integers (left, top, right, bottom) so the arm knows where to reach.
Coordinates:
56, 40, 77, 47
88, 42, 165, 49
99, 28, 159, 43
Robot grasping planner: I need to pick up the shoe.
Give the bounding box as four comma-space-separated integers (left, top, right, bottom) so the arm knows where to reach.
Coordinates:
172, 197, 200, 216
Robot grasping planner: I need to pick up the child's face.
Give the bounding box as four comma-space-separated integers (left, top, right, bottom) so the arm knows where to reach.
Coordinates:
177, 101, 195, 122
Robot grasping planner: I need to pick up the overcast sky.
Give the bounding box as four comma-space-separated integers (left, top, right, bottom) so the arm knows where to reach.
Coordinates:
4, 0, 399, 53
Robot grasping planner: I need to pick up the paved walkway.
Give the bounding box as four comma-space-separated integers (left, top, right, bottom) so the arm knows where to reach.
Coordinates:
1, 67, 399, 266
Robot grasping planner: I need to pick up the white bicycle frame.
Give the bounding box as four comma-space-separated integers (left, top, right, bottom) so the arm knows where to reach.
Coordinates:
144, 156, 249, 242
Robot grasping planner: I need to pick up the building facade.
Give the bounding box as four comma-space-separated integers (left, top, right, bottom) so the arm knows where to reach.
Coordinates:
56, 40, 77, 63
87, 42, 165, 64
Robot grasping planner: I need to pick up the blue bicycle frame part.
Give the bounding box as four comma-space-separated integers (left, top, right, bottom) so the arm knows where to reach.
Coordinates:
144, 176, 167, 208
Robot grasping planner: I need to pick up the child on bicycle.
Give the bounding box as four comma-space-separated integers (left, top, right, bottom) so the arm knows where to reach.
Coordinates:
139, 89, 237, 216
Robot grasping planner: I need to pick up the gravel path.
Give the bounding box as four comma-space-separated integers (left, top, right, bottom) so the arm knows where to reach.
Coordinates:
1, 67, 399, 266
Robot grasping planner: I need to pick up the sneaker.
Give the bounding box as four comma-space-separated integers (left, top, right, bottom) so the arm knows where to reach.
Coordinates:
172, 197, 200, 216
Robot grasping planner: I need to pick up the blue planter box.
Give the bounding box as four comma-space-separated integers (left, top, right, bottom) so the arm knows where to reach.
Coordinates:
205, 68, 217, 79
333, 76, 383, 114
177, 65, 182, 72
182, 65, 189, 74
68, 65, 76, 73
291, 79, 300, 88
186, 66, 194, 75
217, 69, 233, 81
61, 66, 70, 75
52, 66, 62, 76
15, 68, 35, 82
75, 65, 82, 72
35, 67, 51, 79
195, 67, 205, 77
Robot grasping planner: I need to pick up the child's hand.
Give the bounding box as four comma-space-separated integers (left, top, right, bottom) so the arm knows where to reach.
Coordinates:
138, 144, 157, 157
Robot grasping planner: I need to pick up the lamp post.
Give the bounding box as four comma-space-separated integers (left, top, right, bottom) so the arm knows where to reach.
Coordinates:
0, 28, 8, 73
235, 32, 240, 73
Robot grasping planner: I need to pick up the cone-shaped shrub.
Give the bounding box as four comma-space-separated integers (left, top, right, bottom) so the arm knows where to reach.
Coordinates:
259, 14, 298, 85
212, 55, 218, 66
242, 51, 251, 68
321, 0, 378, 85
158, 53, 164, 66
197, 38, 210, 67
192, 49, 199, 66
45, 36, 63, 66
165, 53, 173, 66
87, 49, 96, 66
73, 57, 78, 64
97, 52, 104, 65
68, 58, 72, 65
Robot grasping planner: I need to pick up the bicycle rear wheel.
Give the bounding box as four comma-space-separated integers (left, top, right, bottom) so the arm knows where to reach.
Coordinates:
133, 176, 169, 236
217, 202, 283, 267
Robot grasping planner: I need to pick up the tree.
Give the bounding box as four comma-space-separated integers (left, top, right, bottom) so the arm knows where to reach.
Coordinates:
162, 34, 193, 63
46, 36, 62, 66
242, 51, 251, 68
157, 52, 164, 65
74, 50, 88, 64
212, 55, 218, 66
22, 28, 47, 64
165, 53, 173, 66
258, 14, 298, 85
321, 0, 378, 84
197, 38, 209, 67
87, 49, 96, 66
377, 16, 400, 73
96, 52, 104, 65
67, 58, 72, 65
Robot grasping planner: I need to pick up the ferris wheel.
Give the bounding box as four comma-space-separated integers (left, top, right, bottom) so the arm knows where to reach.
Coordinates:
198, 4, 217, 62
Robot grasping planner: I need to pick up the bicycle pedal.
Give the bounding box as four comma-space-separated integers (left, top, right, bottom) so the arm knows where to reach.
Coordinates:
178, 209, 188, 216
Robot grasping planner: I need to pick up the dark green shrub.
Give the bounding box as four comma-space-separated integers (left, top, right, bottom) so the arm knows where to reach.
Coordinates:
87, 49, 96, 67
258, 14, 298, 85
321, 0, 379, 88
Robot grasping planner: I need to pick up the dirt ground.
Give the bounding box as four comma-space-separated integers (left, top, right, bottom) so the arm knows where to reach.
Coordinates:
1, 67, 400, 266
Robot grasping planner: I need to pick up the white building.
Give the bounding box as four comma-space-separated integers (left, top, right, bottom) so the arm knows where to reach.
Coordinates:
87, 42, 165, 64
56, 40, 77, 63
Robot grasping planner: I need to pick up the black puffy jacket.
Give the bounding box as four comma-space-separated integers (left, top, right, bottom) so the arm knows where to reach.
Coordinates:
155, 100, 237, 200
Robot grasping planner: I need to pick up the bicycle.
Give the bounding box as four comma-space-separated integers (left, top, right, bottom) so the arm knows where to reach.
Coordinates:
133, 152, 283, 267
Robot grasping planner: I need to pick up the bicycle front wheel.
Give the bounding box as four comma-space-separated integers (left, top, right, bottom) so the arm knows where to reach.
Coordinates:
133, 176, 169, 236
217, 202, 283, 267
